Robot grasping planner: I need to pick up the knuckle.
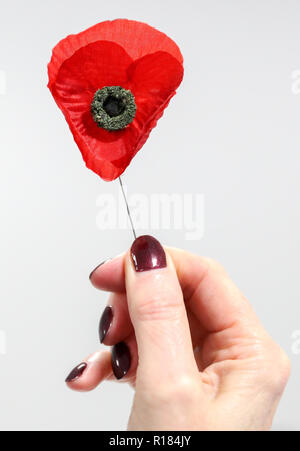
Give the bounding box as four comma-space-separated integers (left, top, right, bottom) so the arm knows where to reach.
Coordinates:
261, 345, 291, 393
134, 289, 182, 322
275, 348, 291, 387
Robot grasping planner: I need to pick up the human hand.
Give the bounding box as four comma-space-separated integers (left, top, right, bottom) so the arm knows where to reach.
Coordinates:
65, 235, 290, 431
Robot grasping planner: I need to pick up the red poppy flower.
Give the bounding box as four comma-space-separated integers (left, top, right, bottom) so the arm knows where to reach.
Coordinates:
48, 19, 184, 181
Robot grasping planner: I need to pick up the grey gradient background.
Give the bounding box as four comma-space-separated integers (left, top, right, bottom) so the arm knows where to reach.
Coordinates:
1, 0, 300, 431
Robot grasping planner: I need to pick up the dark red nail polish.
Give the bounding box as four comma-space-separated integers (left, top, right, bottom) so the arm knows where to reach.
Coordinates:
131, 235, 167, 272
89, 260, 110, 280
65, 363, 87, 383
111, 342, 131, 380
99, 306, 113, 343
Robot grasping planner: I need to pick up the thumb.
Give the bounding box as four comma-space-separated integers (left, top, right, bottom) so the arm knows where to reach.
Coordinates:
125, 235, 198, 386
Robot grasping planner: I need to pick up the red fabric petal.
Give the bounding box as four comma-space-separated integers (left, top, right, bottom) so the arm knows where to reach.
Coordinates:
48, 20, 184, 181
48, 19, 183, 89
54, 41, 132, 95
128, 51, 183, 127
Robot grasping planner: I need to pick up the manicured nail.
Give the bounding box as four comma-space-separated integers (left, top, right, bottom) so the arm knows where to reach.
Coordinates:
131, 235, 167, 272
99, 306, 113, 343
65, 363, 87, 383
111, 342, 131, 380
89, 260, 110, 280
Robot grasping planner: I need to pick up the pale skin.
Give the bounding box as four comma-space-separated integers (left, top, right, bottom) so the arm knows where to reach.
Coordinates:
66, 247, 290, 431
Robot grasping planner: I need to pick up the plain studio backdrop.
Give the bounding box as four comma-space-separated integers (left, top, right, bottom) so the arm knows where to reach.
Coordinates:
0, 0, 299, 431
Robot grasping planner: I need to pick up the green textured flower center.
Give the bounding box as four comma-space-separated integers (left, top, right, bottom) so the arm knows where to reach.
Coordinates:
91, 86, 137, 131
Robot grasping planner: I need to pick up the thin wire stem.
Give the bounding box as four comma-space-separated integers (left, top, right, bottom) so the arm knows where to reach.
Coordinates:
118, 176, 137, 241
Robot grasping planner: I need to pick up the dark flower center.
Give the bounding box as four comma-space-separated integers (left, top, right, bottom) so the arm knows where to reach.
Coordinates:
91, 86, 137, 131
103, 96, 126, 117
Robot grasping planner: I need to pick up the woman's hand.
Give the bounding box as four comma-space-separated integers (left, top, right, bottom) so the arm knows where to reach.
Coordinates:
65, 235, 290, 431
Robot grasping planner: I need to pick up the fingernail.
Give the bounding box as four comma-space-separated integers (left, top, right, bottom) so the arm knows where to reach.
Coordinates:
131, 235, 167, 272
65, 362, 87, 383
99, 306, 113, 343
89, 260, 110, 280
111, 342, 131, 380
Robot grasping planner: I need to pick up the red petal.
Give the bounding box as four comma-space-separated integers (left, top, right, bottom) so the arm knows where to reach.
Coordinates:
52, 40, 132, 100
128, 51, 183, 124
48, 19, 183, 89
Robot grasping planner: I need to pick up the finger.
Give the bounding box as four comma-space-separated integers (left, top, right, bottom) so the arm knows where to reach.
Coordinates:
90, 254, 125, 292
65, 350, 112, 392
125, 235, 199, 386
111, 335, 138, 383
66, 337, 139, 391
99, 293, 133, 346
